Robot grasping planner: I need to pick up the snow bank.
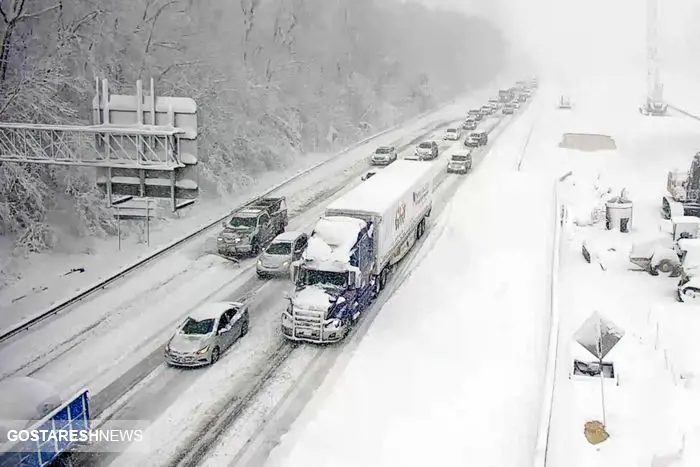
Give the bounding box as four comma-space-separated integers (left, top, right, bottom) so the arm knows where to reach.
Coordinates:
560, 174, 613, 227
0, 377, 62, 439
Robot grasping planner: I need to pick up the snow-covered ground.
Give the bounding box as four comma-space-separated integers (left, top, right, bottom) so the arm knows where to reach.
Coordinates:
206, 92, 555, 467
523, 79, 700, 465
0, 78, 510, 330
99, 91, 531, 467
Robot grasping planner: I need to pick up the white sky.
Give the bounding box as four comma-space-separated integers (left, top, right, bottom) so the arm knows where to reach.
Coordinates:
418, 0, 700, 79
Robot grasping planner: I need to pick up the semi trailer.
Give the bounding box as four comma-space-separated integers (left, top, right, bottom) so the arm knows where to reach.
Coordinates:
282, 160, 434, 343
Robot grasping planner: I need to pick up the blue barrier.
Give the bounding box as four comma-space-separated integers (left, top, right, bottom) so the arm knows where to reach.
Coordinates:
0, 390, 89, 467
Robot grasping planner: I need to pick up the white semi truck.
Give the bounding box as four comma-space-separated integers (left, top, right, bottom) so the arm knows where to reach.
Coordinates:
282, 160, 434, 343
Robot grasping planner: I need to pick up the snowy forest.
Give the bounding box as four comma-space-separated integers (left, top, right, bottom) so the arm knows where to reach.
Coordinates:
0, 0, 506, 253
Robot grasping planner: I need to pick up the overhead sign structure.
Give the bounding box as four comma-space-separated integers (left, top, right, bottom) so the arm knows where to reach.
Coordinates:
0, 78, 199, 213
92, 78, 199, 212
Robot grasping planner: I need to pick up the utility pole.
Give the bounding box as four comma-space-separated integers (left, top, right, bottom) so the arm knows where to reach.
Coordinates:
643, 0, 666, 114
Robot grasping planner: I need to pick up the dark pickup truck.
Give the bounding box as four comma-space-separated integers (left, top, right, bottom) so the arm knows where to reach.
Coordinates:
217, 197, 288, 257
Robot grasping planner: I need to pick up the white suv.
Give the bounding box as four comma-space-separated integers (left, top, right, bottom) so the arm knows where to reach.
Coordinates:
443, 127, 461, 141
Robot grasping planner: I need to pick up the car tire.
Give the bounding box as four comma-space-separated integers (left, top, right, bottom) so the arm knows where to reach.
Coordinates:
251, 241, 260, 256
210, 347, 220, 365
240, 318, 249, 337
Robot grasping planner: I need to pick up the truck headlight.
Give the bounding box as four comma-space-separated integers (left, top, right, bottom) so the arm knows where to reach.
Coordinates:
282, 313, 293, 327
234, 238, 241, 243
324, 319, 341, 330
217, 237, 223, 242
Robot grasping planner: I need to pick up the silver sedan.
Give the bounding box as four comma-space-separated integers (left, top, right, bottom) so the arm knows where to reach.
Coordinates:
165, 301, 250, 367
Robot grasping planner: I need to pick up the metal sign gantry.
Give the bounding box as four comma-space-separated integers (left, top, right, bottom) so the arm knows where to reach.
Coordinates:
0, 122, 184, 169
0, 77, 198, 212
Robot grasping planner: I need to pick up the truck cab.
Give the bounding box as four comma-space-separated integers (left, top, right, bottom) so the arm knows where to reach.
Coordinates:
283, 216, 374, 343
217, 198, 287, 257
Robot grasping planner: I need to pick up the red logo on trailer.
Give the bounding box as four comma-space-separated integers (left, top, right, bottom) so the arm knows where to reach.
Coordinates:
395, 203, 406, 230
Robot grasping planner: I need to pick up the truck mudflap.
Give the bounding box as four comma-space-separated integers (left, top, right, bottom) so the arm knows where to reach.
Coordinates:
0, 389, 90, 467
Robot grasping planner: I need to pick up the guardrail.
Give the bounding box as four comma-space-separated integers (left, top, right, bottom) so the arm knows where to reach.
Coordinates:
0, 93, 475, 343
533, 170, 571, 467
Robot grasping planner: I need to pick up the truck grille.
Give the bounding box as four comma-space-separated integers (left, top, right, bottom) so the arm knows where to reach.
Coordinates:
292, 308, 324, 338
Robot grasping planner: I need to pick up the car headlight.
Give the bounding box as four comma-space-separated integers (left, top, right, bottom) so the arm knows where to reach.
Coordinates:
165, 342, 170, 353
196, 346, 209, 355
282, 261, 289, 267
217, 237, 223, 242
257, 259, 262, 265
234, 238, 241, 243
324, 319, 342, 330
282, 313, 293, 326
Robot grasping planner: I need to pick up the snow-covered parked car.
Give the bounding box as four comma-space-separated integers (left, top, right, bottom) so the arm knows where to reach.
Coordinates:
676, 238, 700, 302
165, 302, 249, 367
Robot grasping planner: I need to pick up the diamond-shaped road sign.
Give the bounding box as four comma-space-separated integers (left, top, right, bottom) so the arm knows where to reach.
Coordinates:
574, 311, 625, 360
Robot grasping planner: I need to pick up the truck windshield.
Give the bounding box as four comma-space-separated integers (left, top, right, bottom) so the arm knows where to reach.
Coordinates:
228, 216, 257, 228
300, 268, 347, 287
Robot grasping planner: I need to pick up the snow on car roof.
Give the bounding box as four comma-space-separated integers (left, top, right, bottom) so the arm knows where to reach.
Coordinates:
272, 230, 304, 242
326, 160, 433, 216
0, 377, 62, 423
234, 208, 263, 218
189, 302, 241, 320
305, 216, 366, 266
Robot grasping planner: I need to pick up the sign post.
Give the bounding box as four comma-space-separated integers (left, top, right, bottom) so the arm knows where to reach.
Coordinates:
117, 206, 121, 251
574, 311, 625, 427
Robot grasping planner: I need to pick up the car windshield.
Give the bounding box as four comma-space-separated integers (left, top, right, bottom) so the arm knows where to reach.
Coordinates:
447, 129, 457, 133
452, 155, 468, 161
266, 241, 292, 255
299, 268, 348, 287
181, 317, 215, 335
375, 147, 391, 154
418, 142, 432, 148
228, 216, 257, 228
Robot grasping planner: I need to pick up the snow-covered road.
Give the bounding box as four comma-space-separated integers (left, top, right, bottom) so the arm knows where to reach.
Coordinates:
211, 93, 556, 467
0, 92, 495, 410
98, 108, 522, 466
